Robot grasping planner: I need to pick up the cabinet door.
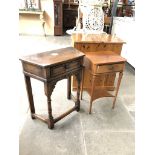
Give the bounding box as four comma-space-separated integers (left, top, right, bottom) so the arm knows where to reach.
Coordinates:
63, 10, 78, 28
53, 0, 63, 35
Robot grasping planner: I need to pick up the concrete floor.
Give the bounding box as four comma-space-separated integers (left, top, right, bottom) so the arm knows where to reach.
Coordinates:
19, 35, 135, 155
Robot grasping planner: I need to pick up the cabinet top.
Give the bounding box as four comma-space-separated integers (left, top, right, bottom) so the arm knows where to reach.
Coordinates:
19, 47, 85, 68
71, 33, 125, 44
85, 52, 127, 65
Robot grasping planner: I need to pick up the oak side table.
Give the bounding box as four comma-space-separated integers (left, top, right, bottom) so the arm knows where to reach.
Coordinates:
20, 47, 85, 129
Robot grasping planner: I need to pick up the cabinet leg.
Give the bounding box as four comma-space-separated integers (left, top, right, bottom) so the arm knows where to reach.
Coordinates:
112, 72, 123, 109
89, 75, 96, 114
24, 75, 35, 119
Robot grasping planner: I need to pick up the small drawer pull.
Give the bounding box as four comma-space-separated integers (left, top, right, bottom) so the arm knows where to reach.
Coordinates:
109, 66, 114, 70
64, 64, 67, 69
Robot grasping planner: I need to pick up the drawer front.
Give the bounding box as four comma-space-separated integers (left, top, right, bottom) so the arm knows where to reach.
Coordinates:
50, 59, 81, 77
96, 63, 124, 73
51, 65, 66, 77
66, 60, 80, 70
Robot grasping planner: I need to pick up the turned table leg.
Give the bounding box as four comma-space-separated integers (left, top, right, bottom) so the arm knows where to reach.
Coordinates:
67, 76, 71, 99
24, 75, 35, 119
44, 82, 56, 129
75, 70, 82, 112
80, 67, 85, 100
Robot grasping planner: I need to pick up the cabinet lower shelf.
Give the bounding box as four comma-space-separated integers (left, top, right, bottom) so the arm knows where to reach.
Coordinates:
85, 87, 115, 102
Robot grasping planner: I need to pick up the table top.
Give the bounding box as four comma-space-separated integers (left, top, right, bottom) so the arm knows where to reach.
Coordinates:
20, 47, 85, 67
71, 33, 125, 44
85, 52, 127, 65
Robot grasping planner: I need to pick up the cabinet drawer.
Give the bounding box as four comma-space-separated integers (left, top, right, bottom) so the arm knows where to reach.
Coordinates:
96, 63, 124, 73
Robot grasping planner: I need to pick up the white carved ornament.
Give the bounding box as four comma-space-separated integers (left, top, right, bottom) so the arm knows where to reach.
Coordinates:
66, 0, 106, 34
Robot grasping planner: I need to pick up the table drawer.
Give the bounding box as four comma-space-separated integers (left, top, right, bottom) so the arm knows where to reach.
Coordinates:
50, 59, 81, 77
66, 60, 80, 70
51, 65, 66, 76
96, 63, 124, 73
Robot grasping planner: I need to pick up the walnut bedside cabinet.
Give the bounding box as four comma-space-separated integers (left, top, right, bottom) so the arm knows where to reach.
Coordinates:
81, 52, 127, 114
20, 47, 85, 129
